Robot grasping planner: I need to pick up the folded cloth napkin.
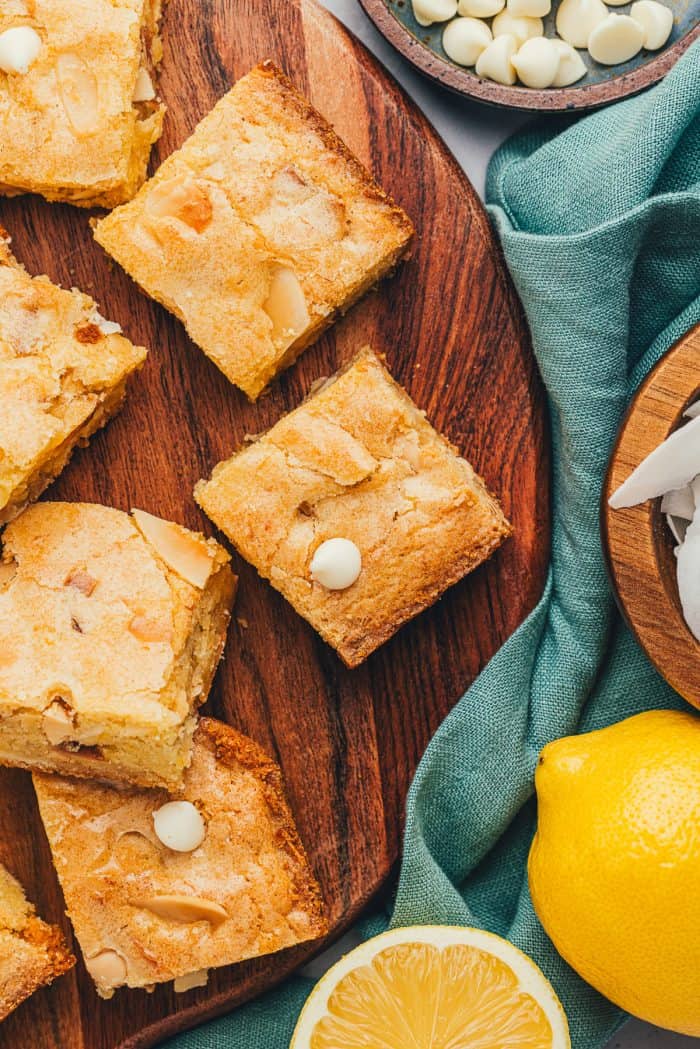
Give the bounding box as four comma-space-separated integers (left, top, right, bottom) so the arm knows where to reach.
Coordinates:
165, 39, 700, 1049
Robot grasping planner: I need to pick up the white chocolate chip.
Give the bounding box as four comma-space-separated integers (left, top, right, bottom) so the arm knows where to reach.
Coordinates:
442, 17, 492, 65
588, 13, 644, 64
132, 67, 155, 102
457, 0, 504, 17
512, 35, 560, 86
555, 0, 608, 47
630, 0, 673, 48
506, 0, 551, 19
86, 950, 127, 991
153, 800, 206, 853
0, 26, 41, 75
173, 969, 209, 992
475, 34, 518, 84
551, 39, 588, 85
412, 0, 458, 26
310, 538, 361, 590
491, 11, 543, 45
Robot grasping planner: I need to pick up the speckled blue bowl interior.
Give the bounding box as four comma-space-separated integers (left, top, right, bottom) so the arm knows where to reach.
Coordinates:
387, 0, 696, 87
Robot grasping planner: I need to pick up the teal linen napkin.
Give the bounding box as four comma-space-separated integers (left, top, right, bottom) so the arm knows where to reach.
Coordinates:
166, 41, 700, 1049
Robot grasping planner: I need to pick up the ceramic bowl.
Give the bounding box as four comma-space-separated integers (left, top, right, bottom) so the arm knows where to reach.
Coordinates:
358, 0, 699, 110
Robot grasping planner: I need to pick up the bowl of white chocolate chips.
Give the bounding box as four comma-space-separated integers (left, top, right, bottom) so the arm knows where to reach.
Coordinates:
357, 0, 698, 108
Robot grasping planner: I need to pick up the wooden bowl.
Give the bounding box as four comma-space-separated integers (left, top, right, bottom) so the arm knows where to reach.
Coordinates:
358, 0, 700, 111
602, 323, 700, 710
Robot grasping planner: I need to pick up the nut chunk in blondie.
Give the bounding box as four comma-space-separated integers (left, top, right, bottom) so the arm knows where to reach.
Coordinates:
93, 61, 414, 399
33, 718, 328, 998
195, 348, 511, 667
0, 502, 236, 789
0, 235, 147, 526
0, 0, 165, 207
0, 863, 74, 1020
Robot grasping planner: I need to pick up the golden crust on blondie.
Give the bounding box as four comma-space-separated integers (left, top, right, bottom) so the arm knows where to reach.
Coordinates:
93, 61, 414, 399
0, 234, 147, 526
0, 0, 165, 208
196, 348, 511, 666
0, 863, 74, 1020
33, 717, 328, 997
0, 502, 236, 789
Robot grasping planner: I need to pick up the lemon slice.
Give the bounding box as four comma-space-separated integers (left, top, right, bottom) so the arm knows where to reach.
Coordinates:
291, 925, 570, 1049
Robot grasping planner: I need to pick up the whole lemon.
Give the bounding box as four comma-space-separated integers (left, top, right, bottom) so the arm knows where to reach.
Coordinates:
528, 710, 700, 1035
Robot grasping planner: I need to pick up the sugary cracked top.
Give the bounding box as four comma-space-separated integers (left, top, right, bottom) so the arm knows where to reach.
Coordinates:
33, 718, 327, 995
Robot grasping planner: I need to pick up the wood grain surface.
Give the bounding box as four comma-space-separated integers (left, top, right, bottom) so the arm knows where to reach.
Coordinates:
0, 1, 550, 1046
603, 324, 700, 711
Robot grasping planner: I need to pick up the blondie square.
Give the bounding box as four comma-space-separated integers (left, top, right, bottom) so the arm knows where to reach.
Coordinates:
0, 863, 74, 1020
0, 502, 236, 789
33, 718, 328, 997
195, 348, 511, 666
93, 62, 414, 399
0, 0, 165, 208
0, 234, 147, 526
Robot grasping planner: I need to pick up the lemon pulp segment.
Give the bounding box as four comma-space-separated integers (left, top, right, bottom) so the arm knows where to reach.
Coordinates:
309, 942, 554, 1049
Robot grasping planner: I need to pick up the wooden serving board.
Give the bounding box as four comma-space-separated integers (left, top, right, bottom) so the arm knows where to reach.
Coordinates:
603, 324, 700, 711
0, 2, 549, 1046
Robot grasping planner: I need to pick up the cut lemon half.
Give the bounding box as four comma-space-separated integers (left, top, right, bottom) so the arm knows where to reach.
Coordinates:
291, 925, 570, 1049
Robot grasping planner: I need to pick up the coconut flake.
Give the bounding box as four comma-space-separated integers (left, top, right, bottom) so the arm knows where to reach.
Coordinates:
660, 484, 696, 521
676, 500, 700, 641
608, 413, 700, 509
90, 310, 122, 336
666, 513, 688, 546
133, 67, 155, 102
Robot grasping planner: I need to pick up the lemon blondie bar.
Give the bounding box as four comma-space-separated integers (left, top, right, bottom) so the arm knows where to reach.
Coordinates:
0, 502, 236, 789
33, 718, 327, 998
0, 0, 165, 207
196, 348, 511, 666
0, 862, 74, 1020
0, 234, 147, 526
93, 61, 414, 399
